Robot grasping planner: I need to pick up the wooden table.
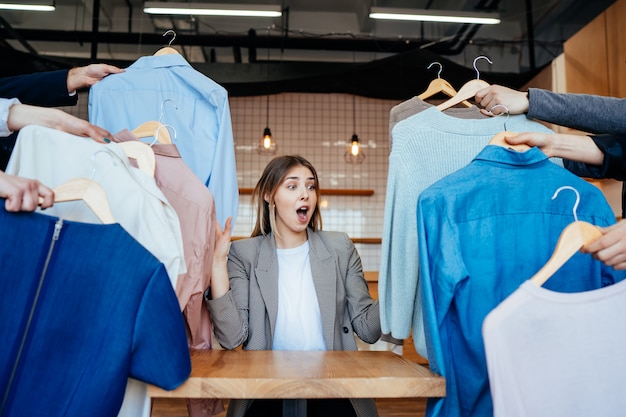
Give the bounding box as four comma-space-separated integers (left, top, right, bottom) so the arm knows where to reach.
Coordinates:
148, 349, 445, 417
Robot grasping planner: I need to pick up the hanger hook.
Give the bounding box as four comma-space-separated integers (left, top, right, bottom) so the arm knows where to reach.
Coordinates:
489, 104, 510, 130
159, 98, 178, 122
163, 29, 176, 46
151, 123, 177, 147
90, 148, 120, 179
427, 62, 443, 79
472, 55, 493, 80
551, 185, 581, 222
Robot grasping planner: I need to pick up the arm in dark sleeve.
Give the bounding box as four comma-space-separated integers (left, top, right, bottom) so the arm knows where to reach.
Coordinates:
527, 88, 626, 135
0, 69, 77, 107
563, 134, 626, 181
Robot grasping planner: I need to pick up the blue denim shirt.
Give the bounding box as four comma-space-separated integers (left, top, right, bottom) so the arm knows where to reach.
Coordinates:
417, 145, 625, 417
89, 53, 238, 226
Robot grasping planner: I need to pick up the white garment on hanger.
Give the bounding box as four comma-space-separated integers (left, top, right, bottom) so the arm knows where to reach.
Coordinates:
483, 280, 626, 417
6, 125, 186, 285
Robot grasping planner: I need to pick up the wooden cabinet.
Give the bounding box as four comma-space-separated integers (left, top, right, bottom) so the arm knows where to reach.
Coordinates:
564, 0, 626, 97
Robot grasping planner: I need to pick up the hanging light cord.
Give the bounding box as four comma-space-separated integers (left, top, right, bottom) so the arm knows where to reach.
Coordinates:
352, 94, 356, 136
266, 27, 271, 129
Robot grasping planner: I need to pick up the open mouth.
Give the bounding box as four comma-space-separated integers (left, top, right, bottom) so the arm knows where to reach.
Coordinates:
297, 207, 308, 221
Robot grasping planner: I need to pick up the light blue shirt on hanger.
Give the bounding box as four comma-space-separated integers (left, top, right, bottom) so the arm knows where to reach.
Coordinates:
88, 53, 238, 227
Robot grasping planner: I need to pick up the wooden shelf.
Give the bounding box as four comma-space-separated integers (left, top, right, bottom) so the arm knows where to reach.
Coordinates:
239, 188, 374, 196
351, 237, 382, 244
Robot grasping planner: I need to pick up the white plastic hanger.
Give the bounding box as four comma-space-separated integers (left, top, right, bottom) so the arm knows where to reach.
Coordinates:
529, 186, 603, 286
436, 56, 492, 111
487, 104, 530, 152
418, 62, 472, 107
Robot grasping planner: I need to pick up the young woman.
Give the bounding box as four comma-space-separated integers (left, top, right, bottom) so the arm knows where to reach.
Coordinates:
206, 155, 381, 417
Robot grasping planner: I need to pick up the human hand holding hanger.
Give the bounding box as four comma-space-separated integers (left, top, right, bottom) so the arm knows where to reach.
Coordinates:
7, 102, 112, 143
581, 220, 626, 270
0, 170, 53, 212
501, 131, 605, 164
474, 84, 530, 116
529, 186, 603, 286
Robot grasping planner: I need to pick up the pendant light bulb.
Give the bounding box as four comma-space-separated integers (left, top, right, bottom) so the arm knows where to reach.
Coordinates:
350, 135, 360, 156
257, 126, 277, 155
344, 133, 365, 164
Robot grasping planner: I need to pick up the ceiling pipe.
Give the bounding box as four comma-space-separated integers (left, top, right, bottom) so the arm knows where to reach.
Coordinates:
0, 29, 444, 55
427, 0, 501, 56
0, 15, 38, 55
91, 0, 100, 59
525, 0, 536, 70
124, 0, 133, 33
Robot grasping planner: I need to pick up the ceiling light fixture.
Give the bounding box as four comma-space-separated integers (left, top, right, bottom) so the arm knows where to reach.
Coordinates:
369, 7, 500, 25
344, 95, 365, 164
143, 2, 282, 17
0, 2, 55, 11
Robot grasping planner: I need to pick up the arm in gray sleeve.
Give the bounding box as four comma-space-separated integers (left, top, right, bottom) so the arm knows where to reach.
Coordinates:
528, 88, 626, 135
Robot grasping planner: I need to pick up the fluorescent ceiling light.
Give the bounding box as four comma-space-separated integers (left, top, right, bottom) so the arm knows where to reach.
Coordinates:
0, 2, 55, 11
369, 7, 500, 25
143, 2, 282, 17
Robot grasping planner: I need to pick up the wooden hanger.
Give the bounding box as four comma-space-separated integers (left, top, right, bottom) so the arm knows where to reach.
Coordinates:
419, 62, 472, 107
487, 105, 531, 152
529, 186, 603, 286
436, 56, 493, 111
488, 131, 531, 152
154, 29, 180, 56
131, 121, 173, 145
154, 46, 179, 56
39, 178, 116, 224
529, 221, 602, 286
118, 141, 156, 176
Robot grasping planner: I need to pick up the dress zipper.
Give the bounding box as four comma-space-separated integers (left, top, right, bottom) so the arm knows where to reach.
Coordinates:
0, 219, 63, 416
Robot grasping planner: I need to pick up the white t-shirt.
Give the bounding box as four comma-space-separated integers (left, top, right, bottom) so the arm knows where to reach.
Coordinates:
273, 241, 326, 350
483, 279, 626, 417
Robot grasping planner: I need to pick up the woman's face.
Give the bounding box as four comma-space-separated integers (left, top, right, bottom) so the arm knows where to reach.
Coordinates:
270, 165, 317, 240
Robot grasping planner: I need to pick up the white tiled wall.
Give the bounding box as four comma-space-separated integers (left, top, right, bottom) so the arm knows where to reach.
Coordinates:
71, 91, 399, 271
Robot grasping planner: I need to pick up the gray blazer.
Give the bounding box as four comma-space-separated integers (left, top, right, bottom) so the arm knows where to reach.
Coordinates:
207, 229, 381, 417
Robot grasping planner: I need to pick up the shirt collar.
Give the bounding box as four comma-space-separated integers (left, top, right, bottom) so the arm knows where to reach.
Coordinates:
128, 54, 190, 70
473, 144, 550, 167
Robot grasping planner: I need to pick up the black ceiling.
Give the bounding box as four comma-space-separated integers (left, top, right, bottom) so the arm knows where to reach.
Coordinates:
0, 0, 616, 100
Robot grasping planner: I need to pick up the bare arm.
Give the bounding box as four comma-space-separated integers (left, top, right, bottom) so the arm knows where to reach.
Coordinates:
505, 132, 604, 165
7, 103, 112, 143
